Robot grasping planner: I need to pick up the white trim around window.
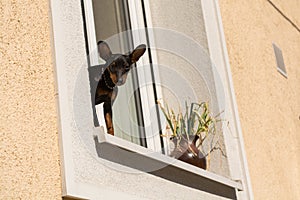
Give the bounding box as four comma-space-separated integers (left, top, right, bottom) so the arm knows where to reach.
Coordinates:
50, 0, 253, 199
201, 0, 253, 199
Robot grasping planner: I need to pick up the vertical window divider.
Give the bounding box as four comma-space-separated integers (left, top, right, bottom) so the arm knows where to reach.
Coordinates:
82, 0, 100, 66
127, 0, 163, 152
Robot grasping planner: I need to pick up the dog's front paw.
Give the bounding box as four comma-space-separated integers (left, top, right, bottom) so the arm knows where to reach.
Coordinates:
107, 127, 114, 136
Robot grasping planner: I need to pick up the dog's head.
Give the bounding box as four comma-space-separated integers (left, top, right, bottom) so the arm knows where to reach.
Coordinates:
98, 41, 146, 86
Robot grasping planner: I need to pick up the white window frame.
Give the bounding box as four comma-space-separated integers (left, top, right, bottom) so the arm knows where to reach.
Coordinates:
201, 0, 253, 199
51, 0, 253, 199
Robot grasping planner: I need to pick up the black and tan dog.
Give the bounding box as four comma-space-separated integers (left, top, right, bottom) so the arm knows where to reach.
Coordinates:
95, 41, 146, 135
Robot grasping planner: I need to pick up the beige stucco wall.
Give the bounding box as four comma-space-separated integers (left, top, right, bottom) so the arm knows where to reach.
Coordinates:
0, 0, 61, 199
220, 0, 300, 199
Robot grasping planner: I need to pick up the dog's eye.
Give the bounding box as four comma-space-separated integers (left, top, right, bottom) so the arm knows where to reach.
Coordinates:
108, 63, 116, 72
125, 65, 130, 71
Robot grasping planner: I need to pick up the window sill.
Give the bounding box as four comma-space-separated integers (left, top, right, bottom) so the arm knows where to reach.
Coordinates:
94, 131, 243, 199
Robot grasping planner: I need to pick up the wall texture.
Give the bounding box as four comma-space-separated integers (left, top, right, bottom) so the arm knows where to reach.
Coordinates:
219, 0, 300, 199
0, 0, 61, 199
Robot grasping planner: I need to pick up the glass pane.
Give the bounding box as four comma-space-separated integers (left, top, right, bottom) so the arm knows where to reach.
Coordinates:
146, 0, 230, 177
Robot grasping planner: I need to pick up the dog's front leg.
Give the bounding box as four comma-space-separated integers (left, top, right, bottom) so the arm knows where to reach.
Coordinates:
103, 102, 114, 135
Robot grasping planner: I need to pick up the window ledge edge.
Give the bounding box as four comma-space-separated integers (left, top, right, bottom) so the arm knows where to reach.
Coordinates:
94, 131, 243, 199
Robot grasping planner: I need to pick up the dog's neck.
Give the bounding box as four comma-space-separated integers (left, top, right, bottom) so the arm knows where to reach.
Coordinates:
103, 68, 115, 90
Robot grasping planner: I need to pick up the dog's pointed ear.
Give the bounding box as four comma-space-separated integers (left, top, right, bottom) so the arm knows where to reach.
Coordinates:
130, 44, 146, 63
98, 41, 112, 61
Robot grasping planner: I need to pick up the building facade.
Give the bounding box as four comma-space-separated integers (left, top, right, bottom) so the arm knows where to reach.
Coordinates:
1, 0, 299, 199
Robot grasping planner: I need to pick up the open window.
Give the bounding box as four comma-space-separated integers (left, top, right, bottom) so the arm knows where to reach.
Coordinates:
84, 0, 163, 151
52, 0, 253, 199
84, 0, 233, 177
87, 0, 147, 147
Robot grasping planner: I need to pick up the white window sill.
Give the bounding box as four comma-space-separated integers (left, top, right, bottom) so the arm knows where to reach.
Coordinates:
94, 131, 243, 199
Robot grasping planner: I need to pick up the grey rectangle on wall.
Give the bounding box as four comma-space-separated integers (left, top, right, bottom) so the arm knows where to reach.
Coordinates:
272, 43, 287, 78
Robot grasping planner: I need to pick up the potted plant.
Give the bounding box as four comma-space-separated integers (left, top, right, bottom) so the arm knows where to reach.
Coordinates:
158, 101, 222, 170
